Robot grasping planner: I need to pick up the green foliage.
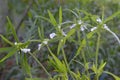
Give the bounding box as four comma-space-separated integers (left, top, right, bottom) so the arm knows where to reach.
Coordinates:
1, 0, 120, 80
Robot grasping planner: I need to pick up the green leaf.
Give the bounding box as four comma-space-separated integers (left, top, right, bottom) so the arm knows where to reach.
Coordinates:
98, 62, 106, 73
57, 40, 63, 55
48, 10, 57, 26
0, 34, 14, 46
48, 47, 67, 73
65, 28, 76, 39
59, 7, 62, 24
91, 64, 97, 74
0, 48, 17, 63
7, 16, 19, 42
69, 31, 95, 64
0, 47, 14, 53
104, 71, 120, 80
104, 11, 120, 23
65, 9, 79, 18
38, 27, 44, 40
76, 31, 95, 56
21, 54, 32, 77
35, 16, 51, 24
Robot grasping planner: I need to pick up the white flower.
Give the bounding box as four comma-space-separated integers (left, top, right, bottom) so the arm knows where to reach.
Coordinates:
70, 24, 76, 29
21, 48, 31, 53
96, 17, 102, 23
91, 27, 97, 31
80, 25, 87, 31
43, 39, 49, 45
14, 42, 17, 45
103, 24, 110, 31
78, 20, 82, 25
58, 25, 61, 29
38, 44, 42, 50
49, 33, 56, 39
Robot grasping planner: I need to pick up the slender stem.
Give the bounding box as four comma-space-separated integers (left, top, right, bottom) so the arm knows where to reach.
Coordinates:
61, 47, 75, 79
29, 52, 52, 78
95, 32, 100, 68
61, 48, 70, 71
95, 32, 101, 80
81, 50, 90, 79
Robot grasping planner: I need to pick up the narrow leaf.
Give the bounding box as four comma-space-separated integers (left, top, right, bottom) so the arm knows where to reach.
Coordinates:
0, 47, 14, 53
104, 71, 120, 79
104, 11, 120, 23
48, 10, 57, 26
35, 16, 51, 23
0, 34, 13, 46
59, 7, 62, 24
7, 16, 19, 42
0, 48, 17, 62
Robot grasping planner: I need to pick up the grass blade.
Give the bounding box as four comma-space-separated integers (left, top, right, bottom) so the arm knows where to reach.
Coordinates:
104, 71, 120, 79
7, 16, 19, 42
0, 34, 14, 46
0, 48, 17, 63
0, 47, 14, 53
104, 11, 120, 23
59, 7, 62, 24
48, 10, 57, 26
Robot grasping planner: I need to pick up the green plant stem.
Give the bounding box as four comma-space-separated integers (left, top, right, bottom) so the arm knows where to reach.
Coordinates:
61, 48, 70, 71
29, 52, 52, 78
95, 32, 101, 80
81, 50, 90, 79
61, 47, 75, 79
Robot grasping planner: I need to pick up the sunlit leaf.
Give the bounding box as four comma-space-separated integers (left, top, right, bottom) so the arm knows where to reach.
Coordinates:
59, 7, 62, 24
48, 10, 57, 26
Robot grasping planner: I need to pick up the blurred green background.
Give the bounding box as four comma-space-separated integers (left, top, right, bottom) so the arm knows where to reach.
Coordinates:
0, 0, 120, 80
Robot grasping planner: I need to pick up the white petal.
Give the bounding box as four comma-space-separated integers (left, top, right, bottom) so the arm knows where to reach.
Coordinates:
96, 18, 102, 23
49, 33, 56, 39
58, 25, 61, 29
70, 24, 76, 29
80, 25, 87, 31
91, 27, 97, 31
14, 42, 17, 45
43, 39, 49, 45
103, 24, 110, 30
21, 48, 31, 53
38, 44, 42, 50
78, 20, 82, 25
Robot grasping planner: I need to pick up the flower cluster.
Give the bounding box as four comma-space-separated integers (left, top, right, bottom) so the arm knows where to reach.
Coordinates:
38, 39, 49, 51
14, 42, 31, 53
90, 17, 110, 32
69, 20, 87, 31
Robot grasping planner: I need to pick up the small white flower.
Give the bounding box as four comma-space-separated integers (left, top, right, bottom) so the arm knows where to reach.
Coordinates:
80, 25, 87, 31
91, 27, 97, 31
14, 42, 17, 45
43, 39, 49, 45
49, 33, 56, 39
96, 17, 102, 23
58, 25, 61, 29
21, 48, 31, 53
78, 20, 82, 25
38, 44, 42, 50
70, 24, 76, 29
103, 24, 110, 31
